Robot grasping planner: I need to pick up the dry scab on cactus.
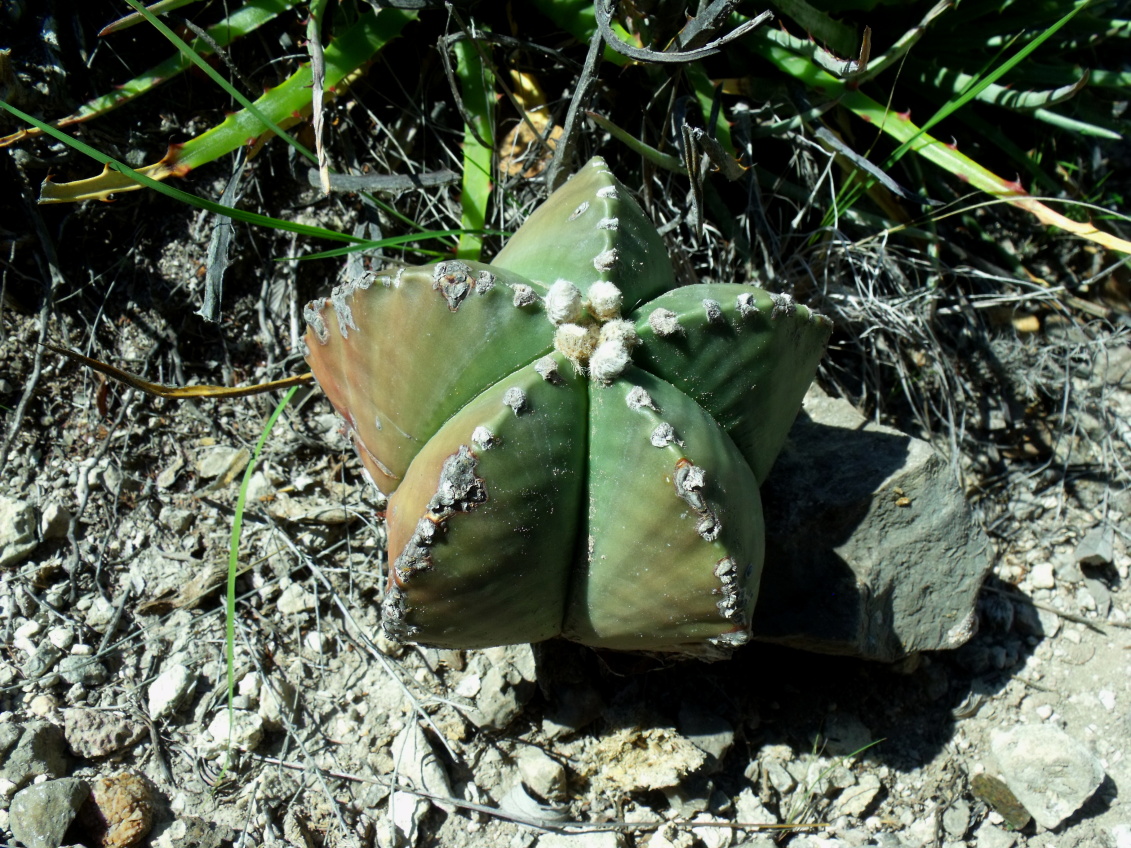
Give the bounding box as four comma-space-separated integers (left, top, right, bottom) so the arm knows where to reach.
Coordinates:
303, 157, 832, 659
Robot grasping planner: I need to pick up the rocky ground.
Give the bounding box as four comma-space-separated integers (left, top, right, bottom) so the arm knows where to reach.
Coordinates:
1, 263, 1129, 848
3, 5, 1131, 847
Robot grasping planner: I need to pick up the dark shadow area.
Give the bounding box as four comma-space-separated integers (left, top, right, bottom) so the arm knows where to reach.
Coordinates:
532, 583, 1044, 820
755, 406, 911, 658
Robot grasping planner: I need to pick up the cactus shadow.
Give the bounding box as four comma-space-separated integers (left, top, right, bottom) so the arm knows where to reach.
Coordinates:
753, 407, 913, 659
534, 406, 1037, 785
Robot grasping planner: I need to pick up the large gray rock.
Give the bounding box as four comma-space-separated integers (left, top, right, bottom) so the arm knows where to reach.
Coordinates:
0, 721, 68, 788
8, 777, 89, 848
755, 388, 992, 660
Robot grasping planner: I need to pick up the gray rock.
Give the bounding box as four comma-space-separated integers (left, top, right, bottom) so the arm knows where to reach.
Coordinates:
755, 388, 992, 660
0, 721, 68, 787
972, 821, 1017, 848
677, 704, 735, 763
151, 815, 234, 848
22, 643, 64, 680
194, 445, 249, 480
0, 496, 38, 567
56, 655, 108, 687
8, 777, 89, 848
517, 747, 568, 801
158, 506, 194, 533
832, 772, 881, 817
39, 502, 71, 540
466, 646, 536, 730
943, 799, 970, 838
991, 725, 1105, 829
1074, 525, 1114, 567
0, 722, 21, 759
63, 708, 146, 758
148, 664, 197, 720
821, 712, 873, 757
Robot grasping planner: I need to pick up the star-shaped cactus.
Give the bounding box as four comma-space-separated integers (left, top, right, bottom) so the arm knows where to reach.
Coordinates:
303, 157, 832, 659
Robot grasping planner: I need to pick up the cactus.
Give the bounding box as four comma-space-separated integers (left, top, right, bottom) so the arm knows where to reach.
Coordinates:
303, 157, 832, 659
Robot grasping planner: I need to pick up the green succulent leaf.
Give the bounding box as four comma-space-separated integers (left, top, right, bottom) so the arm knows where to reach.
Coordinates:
384, 353, 587, 649
304, 156, 831, 657
492, 158, 675, 312
633, 284, 833, 484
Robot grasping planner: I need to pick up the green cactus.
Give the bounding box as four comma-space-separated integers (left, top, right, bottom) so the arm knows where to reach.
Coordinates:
303, 157, 832, 659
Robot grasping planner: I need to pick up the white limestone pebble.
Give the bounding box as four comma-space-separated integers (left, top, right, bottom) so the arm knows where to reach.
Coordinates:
991, 725, 1105, 829
148, 664, 196, 719
203, 709, 263, 755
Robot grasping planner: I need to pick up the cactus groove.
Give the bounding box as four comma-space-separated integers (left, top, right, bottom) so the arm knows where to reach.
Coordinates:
304, 157, 832, 659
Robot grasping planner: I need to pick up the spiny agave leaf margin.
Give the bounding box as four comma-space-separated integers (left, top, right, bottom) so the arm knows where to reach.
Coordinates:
0, 0, 297, 147
0, 99, 356, 245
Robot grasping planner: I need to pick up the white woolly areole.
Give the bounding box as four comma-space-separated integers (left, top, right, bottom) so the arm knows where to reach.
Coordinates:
736, 293, 760, 318
702, 299, 724, 324
649, 308, 683, 337
554, 323, 600, 368
599, 319, 638, 349
502, 387, 527, 415
586, 281, 623, 322
588, 339, 632, 384
545, 279, 583, 325
511, 284, 539, 308
650, 423, 680, 448
534, 355, 561, 383
593, 249, 618, 272
626, 386, 658, 411
471, 426, 498, 449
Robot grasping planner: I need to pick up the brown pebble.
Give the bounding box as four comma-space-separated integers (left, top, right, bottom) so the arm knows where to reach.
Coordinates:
79, 772, 155, 848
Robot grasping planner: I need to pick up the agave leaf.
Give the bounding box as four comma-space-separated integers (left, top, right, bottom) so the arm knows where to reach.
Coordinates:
747, 30, 1131, 254
566, 368, 764, 655
38, 9, 415, 203
835, 86, 1131, 253
851, 0, 952, 85
1031, 107, 1122, 139
0, 0, 297, 149
493, 157, 675, 311
0, 0, 300, 150
383, 353, 587, 648
632, 284, 833, 485
772, 0, 859, 57
911, 63, 1090, 111
303, 262, 552, 496
100, 0, 205, 35
585, 112, 687, 174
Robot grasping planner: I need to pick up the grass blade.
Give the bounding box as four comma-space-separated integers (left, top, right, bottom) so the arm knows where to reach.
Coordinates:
34, 9, 415, 202
226, 386, 299, 748
453, 35, 494, 261
0, 0, 297, 147
0, 99, 358, 237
